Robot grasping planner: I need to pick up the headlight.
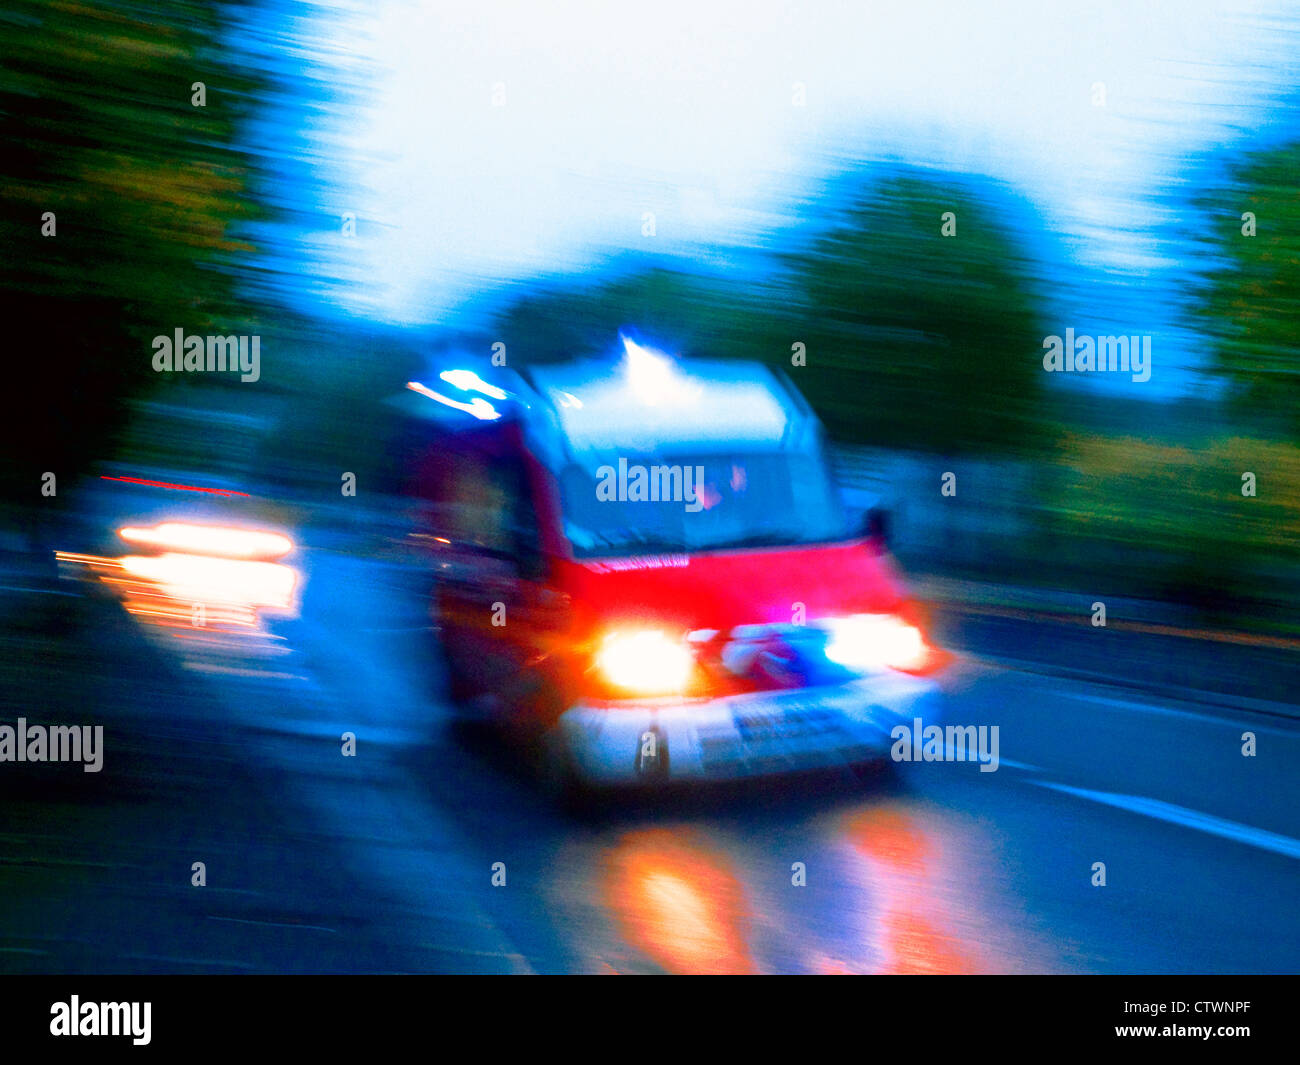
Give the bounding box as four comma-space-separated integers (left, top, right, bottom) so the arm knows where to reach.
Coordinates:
823, 614, 927, 672
119, 553, 297, 610
595, 630, 694, 695
119, 523, 293, 560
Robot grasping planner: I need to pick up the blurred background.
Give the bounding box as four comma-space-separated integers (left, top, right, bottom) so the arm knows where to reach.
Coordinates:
5, 0, 1299, 626
1, 0, 1298, 975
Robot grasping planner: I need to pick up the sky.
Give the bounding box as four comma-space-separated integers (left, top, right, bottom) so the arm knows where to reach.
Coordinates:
243, 0, 1300, 391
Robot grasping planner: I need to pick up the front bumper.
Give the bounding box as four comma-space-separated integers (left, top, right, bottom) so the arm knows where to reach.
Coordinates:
557, 670, 942, 785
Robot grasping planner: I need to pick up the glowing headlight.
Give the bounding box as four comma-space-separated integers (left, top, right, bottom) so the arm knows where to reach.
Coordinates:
119, 523, 293, 560
823, 614, 927, 672
596, 630, 694, 695
119, 553, 297, 610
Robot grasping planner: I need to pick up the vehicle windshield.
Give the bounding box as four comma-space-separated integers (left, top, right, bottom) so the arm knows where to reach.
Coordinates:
558, 450, 856, 557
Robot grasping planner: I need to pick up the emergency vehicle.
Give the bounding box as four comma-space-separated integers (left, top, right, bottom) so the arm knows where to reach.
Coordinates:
394, 337, 945, 793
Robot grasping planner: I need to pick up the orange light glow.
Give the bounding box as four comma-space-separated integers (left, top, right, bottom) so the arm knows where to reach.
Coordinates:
843, 806, 979, 975
119, 553, 296, 610
58, 539, 302, 656
604, 829, 755, 974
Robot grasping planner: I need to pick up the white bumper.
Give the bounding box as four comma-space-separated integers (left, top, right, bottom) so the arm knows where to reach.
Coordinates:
557, 671, 942, 785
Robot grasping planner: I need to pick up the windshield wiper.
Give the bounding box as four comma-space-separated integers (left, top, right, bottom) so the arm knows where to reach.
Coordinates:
619, 538, 691, 554
710, 529, 815, 550
591, 528, 691, 554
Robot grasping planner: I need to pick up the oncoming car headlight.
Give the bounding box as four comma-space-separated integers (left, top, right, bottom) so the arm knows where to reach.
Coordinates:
595, 630, 694, 696
118, 523, 292, 560
822, 614, 928, 673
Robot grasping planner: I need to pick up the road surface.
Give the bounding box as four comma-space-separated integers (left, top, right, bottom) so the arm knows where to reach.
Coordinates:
1, 533, 1296, 974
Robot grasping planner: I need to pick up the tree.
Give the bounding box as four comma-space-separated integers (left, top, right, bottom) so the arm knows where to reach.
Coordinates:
492, 167, 1053, 454
788, 170, 1052, 453
0, 0, 268, 495
1193, 140, 1300, 440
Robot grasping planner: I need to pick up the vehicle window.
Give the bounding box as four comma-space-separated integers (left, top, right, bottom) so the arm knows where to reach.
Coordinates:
558, 450, 854, 557
445, 454, 539, 562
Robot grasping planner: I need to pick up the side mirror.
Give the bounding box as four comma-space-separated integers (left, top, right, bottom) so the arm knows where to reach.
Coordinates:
514, 542, 549, 581
860, 505, 890, 548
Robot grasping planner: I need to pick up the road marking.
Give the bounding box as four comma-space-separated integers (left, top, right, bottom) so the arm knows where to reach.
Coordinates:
123, 953, 257, 970
1035, 781, 1300, 861
207, 915, 338, 933
933, 741, 1035, 773
182, 662, 305, 680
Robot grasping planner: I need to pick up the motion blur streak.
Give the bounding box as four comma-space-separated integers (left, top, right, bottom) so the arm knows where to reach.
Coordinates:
406, 381, 501, 421
119, 555, 296, 611
56, 547, 300, 648
603, 829, 756, 975
118, 524, 293, 561
99, 477, 252, 498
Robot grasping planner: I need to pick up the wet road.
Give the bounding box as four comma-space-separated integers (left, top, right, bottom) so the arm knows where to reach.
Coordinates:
2, 538, 1297, 975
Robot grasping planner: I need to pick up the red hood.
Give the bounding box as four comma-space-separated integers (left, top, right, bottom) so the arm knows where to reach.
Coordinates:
556, 540, 908, 635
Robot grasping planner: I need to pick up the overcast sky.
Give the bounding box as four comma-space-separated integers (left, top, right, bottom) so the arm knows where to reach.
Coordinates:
252, 0, 1299, 351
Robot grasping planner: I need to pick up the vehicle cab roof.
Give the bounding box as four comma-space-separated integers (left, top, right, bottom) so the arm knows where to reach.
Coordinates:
524, 353, 819, 461
388, 342, 825, 470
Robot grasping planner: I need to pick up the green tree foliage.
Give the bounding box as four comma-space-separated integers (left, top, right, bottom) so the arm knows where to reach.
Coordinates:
1194, 141, 1300, 439
790, 173, 1050, 453
494, 168, 1052, 454
1, 0, 266, 485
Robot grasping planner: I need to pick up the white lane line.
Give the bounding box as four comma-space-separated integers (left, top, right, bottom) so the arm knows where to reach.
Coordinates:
1035, 781, 1300, 861
206, 915, 338, 934
122, 954, 257, 971
935, 741, 1036, 773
